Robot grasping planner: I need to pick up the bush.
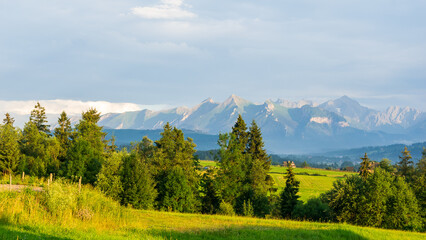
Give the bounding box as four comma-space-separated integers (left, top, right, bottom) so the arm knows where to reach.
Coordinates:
45, 180, 77, 216
292, 197, 332, 222
218, 201, 235, 216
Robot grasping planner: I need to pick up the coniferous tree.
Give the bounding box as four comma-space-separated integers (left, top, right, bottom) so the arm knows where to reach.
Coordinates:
3, 113, 14, 126
231, 114, 248, 153
359, 153, 371, 180
280, 162, 300, 219
0, 122, 21, 174
245, 120, 273, 216
54, 111, 72, 174
397, 147, 414, 182
30, 102, 50, 134
66, 108, 106, 184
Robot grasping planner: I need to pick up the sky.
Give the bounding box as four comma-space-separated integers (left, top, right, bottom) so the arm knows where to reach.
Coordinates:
0, 0, 425, 112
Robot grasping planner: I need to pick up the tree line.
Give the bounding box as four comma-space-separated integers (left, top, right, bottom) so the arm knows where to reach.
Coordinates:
0, 103, 424, 231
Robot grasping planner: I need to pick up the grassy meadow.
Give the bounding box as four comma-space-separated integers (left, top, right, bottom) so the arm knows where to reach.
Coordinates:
0, 183, 425, 240
199, 160, 355, 202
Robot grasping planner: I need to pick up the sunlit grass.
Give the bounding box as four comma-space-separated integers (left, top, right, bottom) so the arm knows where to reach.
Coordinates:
0, 181, 424, 240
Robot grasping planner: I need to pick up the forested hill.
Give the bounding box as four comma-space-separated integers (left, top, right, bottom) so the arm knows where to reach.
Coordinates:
104, 128, 219, 150
319, 142, 426, 163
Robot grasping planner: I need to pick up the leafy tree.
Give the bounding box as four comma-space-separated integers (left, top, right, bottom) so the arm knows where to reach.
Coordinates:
412, 148, 426, 229
3, 113, 14, 126
120, 139, 157, 209
20, 121, 59, 177
397, 147, 414, 182
378, 158, 396, 173
153, 123, 200, 212
280, 162, 300, 219
359, 153, 371, 180
292, 197, 332, 222
0, 123, 21, 174
96, 150, 125, 202
30, 102, 50, 134
301, 161, 309, 168
324, 168, 421, 230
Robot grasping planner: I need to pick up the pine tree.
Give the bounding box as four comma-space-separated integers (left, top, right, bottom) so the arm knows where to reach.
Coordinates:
397, 147, 414, 182
280, 162, 300, 219
359, 153, 371, 180
3, 113, 14, 126
0, 123, 21, 174
30, 102, 50, 134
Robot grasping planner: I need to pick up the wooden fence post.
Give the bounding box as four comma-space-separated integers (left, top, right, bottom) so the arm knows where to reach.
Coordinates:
78, 176, 82, 193
9, 173, 12, 191
22, 172, 25, 181
50, 173, 53, 183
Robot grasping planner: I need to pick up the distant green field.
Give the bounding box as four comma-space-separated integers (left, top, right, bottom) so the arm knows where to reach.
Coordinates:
199, 160, 355, 202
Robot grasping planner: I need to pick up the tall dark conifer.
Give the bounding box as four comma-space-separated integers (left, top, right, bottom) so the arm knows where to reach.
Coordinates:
280, 162, 300, 219
231, 114, 248, 153
397, 147, 414, 182
3, 113, 14, 126
54, 111, 72, 170
30, 102, 50, 134
359, 153, 372, 180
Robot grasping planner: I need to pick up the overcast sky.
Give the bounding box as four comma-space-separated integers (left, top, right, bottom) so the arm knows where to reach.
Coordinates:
0, 0, 425, 111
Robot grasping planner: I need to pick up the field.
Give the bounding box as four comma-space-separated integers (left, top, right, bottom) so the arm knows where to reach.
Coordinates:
0, 187, 424, 240
199, 160, 355, 202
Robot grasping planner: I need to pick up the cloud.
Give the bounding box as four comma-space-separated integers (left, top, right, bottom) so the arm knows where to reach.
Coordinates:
131, 0, 196, 20
0, 100, 171, 115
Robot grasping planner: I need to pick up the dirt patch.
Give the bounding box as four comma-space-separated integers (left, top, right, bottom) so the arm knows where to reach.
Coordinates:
0, 184, 43, 192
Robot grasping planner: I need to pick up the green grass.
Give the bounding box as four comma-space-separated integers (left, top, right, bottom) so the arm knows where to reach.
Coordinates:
0, 181, 424, 240
199, 160, 355, 202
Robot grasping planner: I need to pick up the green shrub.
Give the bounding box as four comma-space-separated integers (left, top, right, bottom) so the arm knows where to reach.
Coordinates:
44, 180, 77, 215
218, 201, 235, 216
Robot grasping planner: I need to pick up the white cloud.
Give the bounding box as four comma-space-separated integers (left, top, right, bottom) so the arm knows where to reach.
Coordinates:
131, 0, 196, 20
0, 100, 171, 115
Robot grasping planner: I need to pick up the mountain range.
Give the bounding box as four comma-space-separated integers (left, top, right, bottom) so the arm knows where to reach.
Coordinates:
99, 95, 426, 154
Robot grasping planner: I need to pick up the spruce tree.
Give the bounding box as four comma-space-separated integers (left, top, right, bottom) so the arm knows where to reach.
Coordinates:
280, 162, 300, 219
397, 147, 414, 182
3, 113, 14, 126
231, 114, 248, 153
67, 108, 106, 184
30, 102, 50, 134
0, 123, 21, 174
359, 153, 372, 179
54, 111, 72, 173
